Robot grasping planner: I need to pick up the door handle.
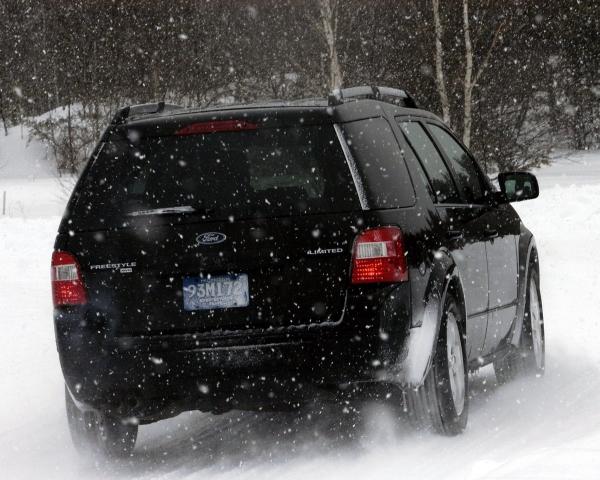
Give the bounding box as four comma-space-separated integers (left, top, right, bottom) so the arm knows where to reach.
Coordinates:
447, 229, 464, 240
484, 228, 499, 239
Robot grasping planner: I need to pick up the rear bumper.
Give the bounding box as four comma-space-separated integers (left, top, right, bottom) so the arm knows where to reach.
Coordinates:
55, 283, 411, 420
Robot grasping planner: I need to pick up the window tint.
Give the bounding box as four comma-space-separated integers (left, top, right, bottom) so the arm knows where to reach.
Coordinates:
428, 124, 487, 203
341, 117, 415, 208
69, 124, 360, 230
398, 121, 460, 203
398, 136, 435, 202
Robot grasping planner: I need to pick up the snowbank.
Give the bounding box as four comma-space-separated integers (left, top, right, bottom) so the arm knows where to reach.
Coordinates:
534, 149, 600, 188
0, 122, 72, 218
0, 124, 54, 179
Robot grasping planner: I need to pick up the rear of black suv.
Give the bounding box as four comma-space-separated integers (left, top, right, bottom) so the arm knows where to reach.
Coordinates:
54, 90, 468, 456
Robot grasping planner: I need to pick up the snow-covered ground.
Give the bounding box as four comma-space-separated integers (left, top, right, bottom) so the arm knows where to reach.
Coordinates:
0, 124, 53, 180
0, 121, 75, 218
1, 143, 600, 479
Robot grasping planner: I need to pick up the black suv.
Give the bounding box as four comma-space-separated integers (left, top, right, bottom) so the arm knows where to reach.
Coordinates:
53, 86, 544, 456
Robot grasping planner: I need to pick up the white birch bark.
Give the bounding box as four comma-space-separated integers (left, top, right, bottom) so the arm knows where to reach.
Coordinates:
432, 0, 451, 126
318, 0, 343, 90
463, 0, 474, 146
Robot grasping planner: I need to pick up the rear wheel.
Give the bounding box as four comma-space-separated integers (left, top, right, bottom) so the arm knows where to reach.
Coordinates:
405, 294, 469, 435
494, 268, 545, 384
65, 387, 138, 458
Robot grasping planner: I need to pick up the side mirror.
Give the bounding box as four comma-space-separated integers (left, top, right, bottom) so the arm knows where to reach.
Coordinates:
497, 172, 539, 202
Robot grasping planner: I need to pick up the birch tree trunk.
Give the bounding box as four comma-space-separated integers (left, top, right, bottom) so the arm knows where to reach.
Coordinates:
462, 0, 474, 146
318, 0, 343, 91
432, 0, 451, 126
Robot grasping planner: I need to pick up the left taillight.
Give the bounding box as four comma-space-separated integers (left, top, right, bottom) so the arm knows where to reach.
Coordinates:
51, 251, 87, 307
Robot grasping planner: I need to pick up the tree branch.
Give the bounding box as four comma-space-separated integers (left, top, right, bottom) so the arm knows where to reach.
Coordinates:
472, 18, 507, 89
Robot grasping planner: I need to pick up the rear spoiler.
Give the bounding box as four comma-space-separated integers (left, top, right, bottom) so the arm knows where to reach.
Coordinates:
109, 102, 184, 126
328, 86, 418, 108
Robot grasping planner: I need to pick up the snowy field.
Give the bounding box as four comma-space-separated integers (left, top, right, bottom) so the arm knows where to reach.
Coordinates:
1, 137, 600, 479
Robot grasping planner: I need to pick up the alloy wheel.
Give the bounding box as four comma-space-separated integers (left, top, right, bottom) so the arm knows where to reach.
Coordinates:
446, 313, 466, 416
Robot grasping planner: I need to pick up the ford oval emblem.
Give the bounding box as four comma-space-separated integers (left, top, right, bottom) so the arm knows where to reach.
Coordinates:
195, 232, 227, 246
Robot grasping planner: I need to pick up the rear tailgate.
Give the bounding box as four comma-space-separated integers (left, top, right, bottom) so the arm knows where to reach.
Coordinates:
62, 115, 362, 338
68, 213, 357, 335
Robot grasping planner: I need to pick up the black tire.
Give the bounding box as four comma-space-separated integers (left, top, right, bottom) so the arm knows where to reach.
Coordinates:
493, 267, 545, 384
65, 386, 97, 455
65, 386, 138, 458
406, 294, 469, 436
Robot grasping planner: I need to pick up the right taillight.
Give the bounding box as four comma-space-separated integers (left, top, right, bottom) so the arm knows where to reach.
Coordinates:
51, 251, 87, 306
351, 227, 408, 284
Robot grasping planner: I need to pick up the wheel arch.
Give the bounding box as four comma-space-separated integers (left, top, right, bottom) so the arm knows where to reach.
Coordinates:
510, 231, 539, 347
446, 272, 467, 332
394, 249, 467, 389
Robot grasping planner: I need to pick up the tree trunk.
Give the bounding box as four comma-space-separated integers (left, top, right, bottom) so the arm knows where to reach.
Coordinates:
0, 90, 8, 136
547, 73, 561, 139
318, 0, 343, 91
462, 0, 474, 147
432, 0, 451, 126
67, 102, 75, 173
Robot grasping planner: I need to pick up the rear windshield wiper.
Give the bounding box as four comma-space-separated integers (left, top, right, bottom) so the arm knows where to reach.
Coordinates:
127, 206, 199, 217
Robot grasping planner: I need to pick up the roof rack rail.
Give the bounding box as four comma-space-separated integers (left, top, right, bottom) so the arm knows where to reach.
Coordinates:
110, 102, 184, 125
328, 86, 418, 108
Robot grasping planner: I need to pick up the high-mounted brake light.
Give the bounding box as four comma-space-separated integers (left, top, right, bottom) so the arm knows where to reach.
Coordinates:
51, 251, 87, 306
351, 227, 408, 284
175, 120, 258, 136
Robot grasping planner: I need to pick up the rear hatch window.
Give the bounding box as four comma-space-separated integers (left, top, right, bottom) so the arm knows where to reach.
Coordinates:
69, 122, 361, 230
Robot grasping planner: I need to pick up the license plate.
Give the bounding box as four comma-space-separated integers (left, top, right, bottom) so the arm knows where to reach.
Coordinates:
183, 274, 249, 311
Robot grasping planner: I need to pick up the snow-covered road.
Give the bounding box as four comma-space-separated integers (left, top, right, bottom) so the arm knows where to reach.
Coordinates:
1, 154, 600, 479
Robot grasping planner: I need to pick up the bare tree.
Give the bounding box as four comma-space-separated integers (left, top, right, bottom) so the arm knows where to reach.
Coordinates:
461, 0, 505, 147
3, 0, 598, 174
432, 0, 451, 126
318, 0, 343, 90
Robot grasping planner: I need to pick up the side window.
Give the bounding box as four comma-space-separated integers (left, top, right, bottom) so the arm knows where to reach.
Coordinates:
427, 124, 488, 204
398, 120, 460, 204
341, 117, 416, 208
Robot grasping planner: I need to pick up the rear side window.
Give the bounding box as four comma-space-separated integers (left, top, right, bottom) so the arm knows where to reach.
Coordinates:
398, 121, 460, 204
340, 117, 415, 209
427, 124, 488, 204
69, 123, 360, 230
